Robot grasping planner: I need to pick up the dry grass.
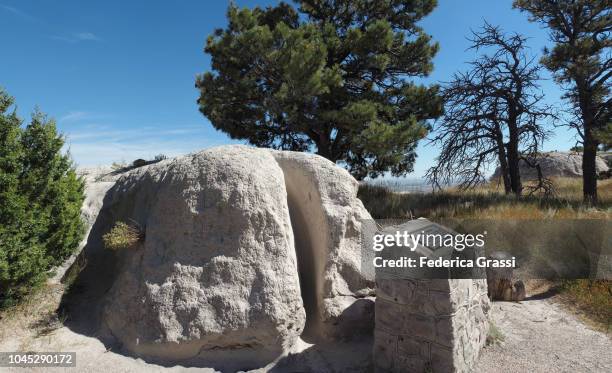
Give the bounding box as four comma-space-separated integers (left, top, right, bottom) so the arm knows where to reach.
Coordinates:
359, 177, 611, 220
558, 280, 612, 333
102, 222, 143, 250
358, 177, 611, 330
0, 283, 65, 345
491, 177, 612, 204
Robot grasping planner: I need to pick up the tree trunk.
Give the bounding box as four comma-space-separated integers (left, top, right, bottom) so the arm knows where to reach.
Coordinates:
495, 128, 511, 194
506, 124, 522, 197
582, 128, 598, 205
315, 131, 336, 162
578, 84, 599, 205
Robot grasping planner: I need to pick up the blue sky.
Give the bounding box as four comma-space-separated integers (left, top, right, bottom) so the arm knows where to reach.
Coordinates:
0, 0, 575, 177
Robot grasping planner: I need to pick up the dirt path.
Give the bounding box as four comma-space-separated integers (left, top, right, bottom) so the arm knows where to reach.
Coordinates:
1, 283, 609, 372
0, 283, 371, 373
476, 296, 611, 373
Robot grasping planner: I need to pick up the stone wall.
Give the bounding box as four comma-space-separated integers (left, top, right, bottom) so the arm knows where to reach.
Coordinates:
374, 278, 490, 372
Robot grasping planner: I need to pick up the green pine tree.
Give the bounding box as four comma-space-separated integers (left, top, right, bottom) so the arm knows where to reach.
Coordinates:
197, 0, 443, 179
514, 0, 611, 204
0, 89, 85, 308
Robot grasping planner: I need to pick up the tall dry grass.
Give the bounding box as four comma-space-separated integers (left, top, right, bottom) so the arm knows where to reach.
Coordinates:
559, 280, 611, 332
358, 177, 611, 331
358, 177, 611, 220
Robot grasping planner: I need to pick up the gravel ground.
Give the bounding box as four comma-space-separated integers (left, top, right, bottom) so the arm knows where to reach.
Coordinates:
1, 286, 610, 372
476, 296, 611, 373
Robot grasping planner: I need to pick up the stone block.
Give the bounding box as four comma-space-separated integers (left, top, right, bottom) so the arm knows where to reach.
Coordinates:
406, 314, 436, 340
373, 220, 491, 372
373, 329, 397, 371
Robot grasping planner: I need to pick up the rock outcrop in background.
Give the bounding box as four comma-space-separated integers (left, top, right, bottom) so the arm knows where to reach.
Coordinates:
491, 151, 609, 180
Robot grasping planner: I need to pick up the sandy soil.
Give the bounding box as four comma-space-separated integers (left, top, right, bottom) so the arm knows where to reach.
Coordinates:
0, 281, 371, 373
1, 284, 609, 372
476, 295, 611, 373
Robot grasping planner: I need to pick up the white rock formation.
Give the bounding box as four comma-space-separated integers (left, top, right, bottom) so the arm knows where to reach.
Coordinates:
77, 146, 374, 370
491, 151, 609, 180
272, 150, 375, 339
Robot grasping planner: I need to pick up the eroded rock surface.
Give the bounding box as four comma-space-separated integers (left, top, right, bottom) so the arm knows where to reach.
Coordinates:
272, 150, 375, 340
99, 147, 305, 370
76, 145, 375, 370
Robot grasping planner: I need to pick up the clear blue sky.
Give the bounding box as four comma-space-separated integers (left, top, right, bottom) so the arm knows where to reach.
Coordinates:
0, 0, 575, 177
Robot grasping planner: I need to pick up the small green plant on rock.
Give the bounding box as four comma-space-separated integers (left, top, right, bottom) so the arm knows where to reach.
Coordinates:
103, 222, 143, 250
486, 321, 505, 346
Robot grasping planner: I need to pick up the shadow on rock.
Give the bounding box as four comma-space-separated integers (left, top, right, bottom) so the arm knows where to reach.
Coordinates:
58, 185, 120, 346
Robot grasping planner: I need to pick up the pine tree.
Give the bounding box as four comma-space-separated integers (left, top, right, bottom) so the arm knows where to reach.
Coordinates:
197, 0, 443, 179
514, 0, 611, 204
0, 89, 85, 307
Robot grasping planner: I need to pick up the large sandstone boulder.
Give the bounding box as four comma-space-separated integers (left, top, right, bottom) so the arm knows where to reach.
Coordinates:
86, 145, 373, 370
491, 151, 608, 180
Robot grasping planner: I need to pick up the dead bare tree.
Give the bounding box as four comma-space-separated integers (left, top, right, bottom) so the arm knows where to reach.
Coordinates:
427, 22, 554, 195
521, 154, 556, 197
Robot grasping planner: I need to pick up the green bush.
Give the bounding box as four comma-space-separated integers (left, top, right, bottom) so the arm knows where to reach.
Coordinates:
103, 222, 143, 250
486, 321, 505, 346
0, 89, 85, 309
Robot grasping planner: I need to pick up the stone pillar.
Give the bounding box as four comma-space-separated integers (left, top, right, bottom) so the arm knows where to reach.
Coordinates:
372, 219, 491, 372
374, 279, 490, 372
